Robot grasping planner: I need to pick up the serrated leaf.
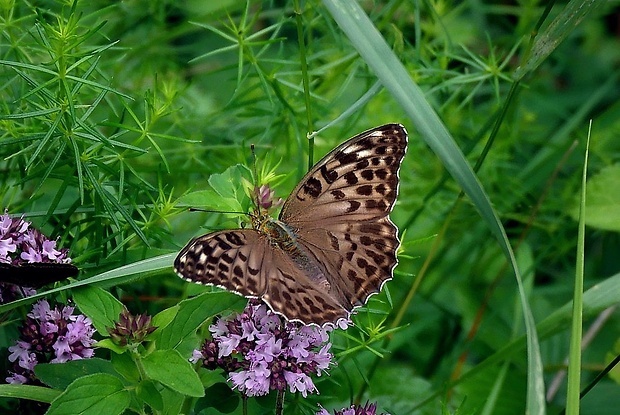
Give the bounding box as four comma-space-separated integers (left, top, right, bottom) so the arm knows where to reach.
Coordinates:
142, 350, 204, 397
46, 373, 130, 415
160, 386, 186, 415
208, 164, 252, 202
72, 286, 126, 334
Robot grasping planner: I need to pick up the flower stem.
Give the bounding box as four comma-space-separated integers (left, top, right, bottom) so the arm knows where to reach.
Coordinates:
275, 390, 285, 415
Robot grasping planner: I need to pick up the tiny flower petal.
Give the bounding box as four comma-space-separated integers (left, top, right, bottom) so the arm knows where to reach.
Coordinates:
190, 349, 204, 364
8, 341, 31, 363
201, 300, 333, 398
28, 299, 51, 321
42, 239, 61, 261
6, 373, 28, 384
6, 298, 96, 384
283, 370, 316, 398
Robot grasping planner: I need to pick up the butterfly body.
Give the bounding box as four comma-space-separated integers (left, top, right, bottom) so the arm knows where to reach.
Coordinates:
175, 124, 408, 326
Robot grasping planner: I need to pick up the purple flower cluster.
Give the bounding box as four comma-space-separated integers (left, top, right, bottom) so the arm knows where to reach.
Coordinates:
6, 299, 96, 385
0, 211, 72, 266
193, 300, 333, 397
316, 401, 391, 415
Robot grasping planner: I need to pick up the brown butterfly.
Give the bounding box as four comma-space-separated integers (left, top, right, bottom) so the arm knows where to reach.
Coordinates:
175, 124, 408, 326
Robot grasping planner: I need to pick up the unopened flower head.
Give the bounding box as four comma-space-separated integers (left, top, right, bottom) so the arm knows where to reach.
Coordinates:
255, 185, 283, 210
193, 300, 334, 397
5, 299, 96, 384
107, 309, 157, 347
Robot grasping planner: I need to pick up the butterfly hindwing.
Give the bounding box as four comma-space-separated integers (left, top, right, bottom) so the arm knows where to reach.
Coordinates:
174, 230, 348, 325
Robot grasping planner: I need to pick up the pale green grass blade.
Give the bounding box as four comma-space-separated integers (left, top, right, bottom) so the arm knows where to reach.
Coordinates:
514, 0, 606, 80
566, 122, 591, 414
322, 1, 545, 413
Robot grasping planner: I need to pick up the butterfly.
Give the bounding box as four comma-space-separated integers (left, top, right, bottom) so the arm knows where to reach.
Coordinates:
0, 262, 79, 287
174, 124, 408, 326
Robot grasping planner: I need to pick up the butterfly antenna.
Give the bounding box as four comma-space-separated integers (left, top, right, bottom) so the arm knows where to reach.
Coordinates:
250, 144, 262, 215
188, 207, 250, 217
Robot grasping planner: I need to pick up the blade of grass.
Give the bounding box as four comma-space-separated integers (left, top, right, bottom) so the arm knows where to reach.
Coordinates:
565, 121, 592, 414
514, 0, 606, 81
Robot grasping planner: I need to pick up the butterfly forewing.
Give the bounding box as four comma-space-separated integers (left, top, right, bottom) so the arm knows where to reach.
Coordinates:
175, 123, 408, 326
280, 124, 407, 223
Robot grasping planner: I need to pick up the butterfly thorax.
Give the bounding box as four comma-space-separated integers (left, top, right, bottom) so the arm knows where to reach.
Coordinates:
251, 210, 299, 253
250, 209, 330, 290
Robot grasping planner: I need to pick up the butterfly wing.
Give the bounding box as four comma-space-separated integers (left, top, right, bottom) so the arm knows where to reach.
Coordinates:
279, 124, 408, 311
174, 230, 348, 325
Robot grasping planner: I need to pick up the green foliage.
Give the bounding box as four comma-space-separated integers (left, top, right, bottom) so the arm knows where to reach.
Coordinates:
1, 0, 620, 414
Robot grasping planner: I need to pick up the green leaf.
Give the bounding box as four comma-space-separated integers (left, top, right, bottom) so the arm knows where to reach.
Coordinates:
177, 164, 253, 213
154, 291, 245, 353
0, 384, 60, 403
136, 380, 164, 412
151, 305, 179, 333
72, 286, 126, 334
35, 358, 118, 390
513, 0, 606, 80
566, 122, 591, 414
47, 374, 130, 415
195, 383, 239, 414
570, 163, 620, 231
111, 352, 140, 383
177, 189, 241, 212
96, 338, 127, 354
142, 350, 204, 398
160, 386, 186, 415
208, 164, 252, 200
